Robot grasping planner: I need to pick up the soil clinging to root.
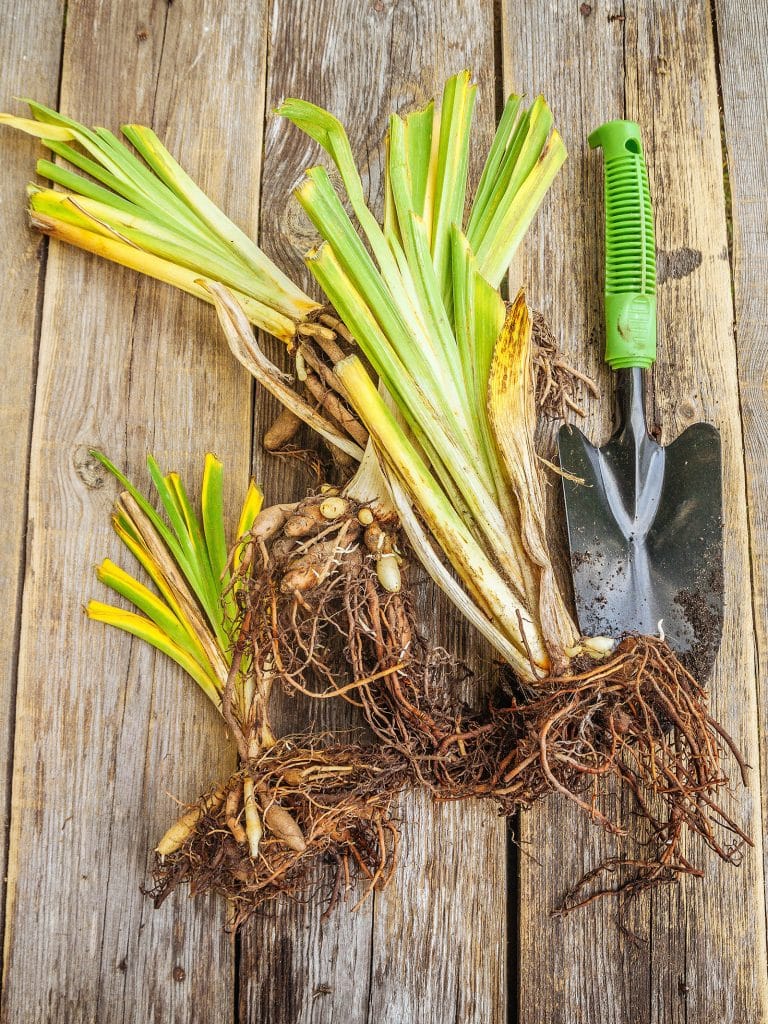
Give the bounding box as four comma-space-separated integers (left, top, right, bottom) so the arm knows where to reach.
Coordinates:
225, 498, 751, 923
146, 306, 744, 926
147, 740, 406, 930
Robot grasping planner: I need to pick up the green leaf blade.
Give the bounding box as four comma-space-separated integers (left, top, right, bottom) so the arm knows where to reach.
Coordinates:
86, 600, 222, 706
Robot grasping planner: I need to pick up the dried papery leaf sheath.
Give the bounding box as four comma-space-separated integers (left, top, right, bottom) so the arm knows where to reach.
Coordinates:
204, 282, 366, 462
487, 295, 579, 666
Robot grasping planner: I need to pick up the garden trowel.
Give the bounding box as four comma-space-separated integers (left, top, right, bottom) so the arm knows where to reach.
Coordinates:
557, 121, 723, 673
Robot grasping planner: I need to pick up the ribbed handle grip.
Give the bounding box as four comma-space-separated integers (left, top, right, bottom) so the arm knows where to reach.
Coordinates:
588, 120, 657, 369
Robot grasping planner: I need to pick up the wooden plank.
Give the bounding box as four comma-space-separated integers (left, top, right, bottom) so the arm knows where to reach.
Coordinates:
0, 0, 64, 965
236, 5, 377, 1018
238, 2, 507, 1021
714, 0, 768, 921
1, 2, 268, 1019
505, 1, 768, 1021
365, 7, 506, 1021
626, 7, 766, 1017
501, 8, 640, 1022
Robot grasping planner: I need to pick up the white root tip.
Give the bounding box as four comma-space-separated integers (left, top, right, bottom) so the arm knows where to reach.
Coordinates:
376, 551, 402, 593
572, 635, 617, 660
243, 777, 263, 860
295, 348, 307, 381
319, 496, 349, 520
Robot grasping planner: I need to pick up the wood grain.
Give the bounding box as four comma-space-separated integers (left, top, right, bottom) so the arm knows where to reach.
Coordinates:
0, 0, 65, 969
505, 1, 768, 1021
1, 2, 267, 1020
238, 2, 507, 1021
364, 7, 507, 1021
3, 1, 768, 1021
501, 7, 641, 1021
714, 0, 768, 921
627, 8, 766, 1016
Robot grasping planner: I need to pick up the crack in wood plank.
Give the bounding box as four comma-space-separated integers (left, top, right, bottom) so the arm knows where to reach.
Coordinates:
0, 0, 67, 987
713, 0, 768, 997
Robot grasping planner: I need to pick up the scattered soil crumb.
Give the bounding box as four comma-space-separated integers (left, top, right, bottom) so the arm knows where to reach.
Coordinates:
675, 562, 723, 680
657, 247, 702, 284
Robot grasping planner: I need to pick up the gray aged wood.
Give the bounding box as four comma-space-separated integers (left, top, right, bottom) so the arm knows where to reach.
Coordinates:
506, 1, 768, 1021
0, 0, 64, 962
239, 2, 506, 1022
1, 1, 267, 1020
715, 0, 768, 914
502, 7, 642, 1021
627, 8, 765, 1021
1, 0, 767, 1021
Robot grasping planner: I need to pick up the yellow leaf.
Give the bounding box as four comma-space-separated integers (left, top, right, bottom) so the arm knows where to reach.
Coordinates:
95, 558, 207, 664
234, 479, 264, 574
86, 601, 221, 707
0, 113, 75, 141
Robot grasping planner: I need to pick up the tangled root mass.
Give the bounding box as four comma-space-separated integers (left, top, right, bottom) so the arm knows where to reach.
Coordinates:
492, 636, 751, 911
147, 740, 405, 930
147, 473, 747, 927
234, 503, 749, 917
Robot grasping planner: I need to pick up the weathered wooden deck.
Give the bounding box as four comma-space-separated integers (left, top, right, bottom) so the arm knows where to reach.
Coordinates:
1, 1, 767, 1021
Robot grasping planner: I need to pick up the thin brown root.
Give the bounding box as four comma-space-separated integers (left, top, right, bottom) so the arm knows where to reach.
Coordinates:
531, 310, 599, 421
492, 636, 750, 910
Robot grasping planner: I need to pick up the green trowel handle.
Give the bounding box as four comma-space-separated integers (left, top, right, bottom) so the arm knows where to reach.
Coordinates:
588, 120, 657, 370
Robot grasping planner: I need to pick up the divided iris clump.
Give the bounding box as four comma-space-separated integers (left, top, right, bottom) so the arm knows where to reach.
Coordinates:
88, 453, 403, 927
2, 73, 749, 924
